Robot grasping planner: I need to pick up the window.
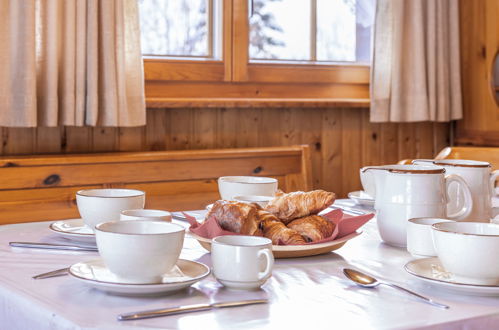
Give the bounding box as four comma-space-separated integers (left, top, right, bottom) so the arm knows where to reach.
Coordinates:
139, 0, 374, 107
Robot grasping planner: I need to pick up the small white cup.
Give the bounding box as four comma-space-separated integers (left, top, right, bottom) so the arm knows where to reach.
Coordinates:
218, 176, 278, 200
95, 220, 185, 284
407, 218, 454, 257
233, 195, 273, 208
76, 189, 145, 230
212, 235, 274, 290
120, 209, 172, 222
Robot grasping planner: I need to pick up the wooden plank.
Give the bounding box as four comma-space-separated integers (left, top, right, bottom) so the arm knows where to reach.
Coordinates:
340, 108, 363, 197
236, 108, 261, 147
321, 107, 343, 195
3, 128, 35, 155
64, 127, 91, 153
92, 127, 118, 152
216, 108, 238, 148
35, 127, 62, 154
118, 126, 145, 151
168, 108, 193, 150
145, 109, 169, 151
192, 108, 217, 149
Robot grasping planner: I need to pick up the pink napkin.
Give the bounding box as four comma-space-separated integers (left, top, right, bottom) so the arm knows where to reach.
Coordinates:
185, 209, 374, 246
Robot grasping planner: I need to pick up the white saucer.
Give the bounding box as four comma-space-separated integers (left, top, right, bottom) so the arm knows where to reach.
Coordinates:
49, 219, 96, 244
405, 257, 499, 296
348, 191, 374, 206
69, 259, 210, 296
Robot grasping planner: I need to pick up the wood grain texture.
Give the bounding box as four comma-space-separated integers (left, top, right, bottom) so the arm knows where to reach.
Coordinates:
457, 0, 499, 146
0, 108, 449, 199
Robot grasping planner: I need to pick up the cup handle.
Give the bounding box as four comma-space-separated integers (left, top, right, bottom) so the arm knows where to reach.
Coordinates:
257, 248, 274, 281
490, 170, 499, 198
445, 174, 473, 221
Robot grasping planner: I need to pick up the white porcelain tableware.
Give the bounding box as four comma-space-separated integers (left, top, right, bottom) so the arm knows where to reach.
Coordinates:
233, 195, 273, 208
69, 259, 209, 296
347, 190, 375, 206
432, 222, 499, 285
94, 221, 185, 284
407, 218, 454, 257
360, 164, 473, 247
211, 235, 274, 289
76, 189, 145, 230
405, 257, 499, 296
217, 176, 278, 200
120, 209, 172, 222
414, 159, 499, 222
49, 219, 96, 243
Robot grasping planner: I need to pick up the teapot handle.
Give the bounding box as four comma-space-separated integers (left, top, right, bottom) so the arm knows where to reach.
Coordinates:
490, 170, 499, 198
445, 174, 473, 221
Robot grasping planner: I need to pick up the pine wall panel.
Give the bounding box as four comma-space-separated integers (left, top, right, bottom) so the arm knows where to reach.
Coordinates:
0, 107, 449, 197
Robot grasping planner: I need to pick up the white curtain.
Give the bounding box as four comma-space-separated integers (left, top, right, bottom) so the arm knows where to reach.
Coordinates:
0, 0, 146, 127
370, 0, 462, 122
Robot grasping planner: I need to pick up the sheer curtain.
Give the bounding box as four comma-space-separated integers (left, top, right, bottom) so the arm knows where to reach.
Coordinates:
0, 0, 145, 127
370, 0, 462, 122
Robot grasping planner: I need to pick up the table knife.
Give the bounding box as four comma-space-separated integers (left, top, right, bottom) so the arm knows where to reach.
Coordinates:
33, 267, 70, 279
117, 299, 268, 321
9, 242, 98, 252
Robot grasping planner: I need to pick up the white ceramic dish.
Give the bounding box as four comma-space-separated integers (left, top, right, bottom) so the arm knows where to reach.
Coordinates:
49, 219, 96, 244
347, 191, 374, 206
405, 257, 499, 296
189, 230, 361, 258
69, 258, 210, 296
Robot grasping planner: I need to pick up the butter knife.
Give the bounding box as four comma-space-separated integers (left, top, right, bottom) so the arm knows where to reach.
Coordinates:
118, 299, 268, 321
9, 242, 98, 252
33, 267, 70, 279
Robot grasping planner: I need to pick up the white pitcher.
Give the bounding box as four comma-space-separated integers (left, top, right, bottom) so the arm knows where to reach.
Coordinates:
413, 159, 499, 222
360, 164, 473, 247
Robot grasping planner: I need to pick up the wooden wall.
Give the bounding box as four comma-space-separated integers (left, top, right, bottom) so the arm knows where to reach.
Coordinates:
0, 107, 449, 198
457, 0, 499, 146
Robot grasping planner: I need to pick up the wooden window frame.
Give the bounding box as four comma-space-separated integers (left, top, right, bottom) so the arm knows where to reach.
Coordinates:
144, 0, 370, 108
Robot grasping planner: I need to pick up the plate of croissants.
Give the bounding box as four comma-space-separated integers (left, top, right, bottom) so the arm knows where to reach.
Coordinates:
186, 190, 373, 258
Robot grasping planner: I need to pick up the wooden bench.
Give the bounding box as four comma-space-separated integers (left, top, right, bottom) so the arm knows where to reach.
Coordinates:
0, 145, 312, 224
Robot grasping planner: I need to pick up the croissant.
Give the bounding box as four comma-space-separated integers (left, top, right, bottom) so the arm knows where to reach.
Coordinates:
287, 215, 335, 242
264, 190, 335, 223
206, 200, 263, 236
257, 210, 307, 245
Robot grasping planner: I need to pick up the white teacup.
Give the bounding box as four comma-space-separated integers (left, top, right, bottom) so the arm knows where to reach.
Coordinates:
120, 209, 172, 222
233, 195, 273, 208
212, 235, 274, 290
432, 222, 499, 285
76, 189, 145, 230
95, 220, 185, 284
407, 218, 454, 257
218, 176, 278, 200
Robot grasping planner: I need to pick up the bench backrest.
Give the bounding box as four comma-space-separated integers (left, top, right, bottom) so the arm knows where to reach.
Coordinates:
0, 145, 312, 224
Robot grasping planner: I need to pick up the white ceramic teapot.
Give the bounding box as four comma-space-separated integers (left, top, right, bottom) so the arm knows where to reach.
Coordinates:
413, 159, 499, 222
360, 164, 473, 247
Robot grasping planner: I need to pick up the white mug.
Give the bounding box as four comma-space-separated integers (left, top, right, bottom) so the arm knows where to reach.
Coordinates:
218, 176, 278, 200
120, 209, 172, 222
360, 165, 473, 247
414, 159, 499, 222
407, 217, 454, 257
212, 235, 274, 290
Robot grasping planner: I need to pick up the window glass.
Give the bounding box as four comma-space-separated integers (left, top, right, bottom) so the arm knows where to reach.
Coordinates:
139, 0, 211, 57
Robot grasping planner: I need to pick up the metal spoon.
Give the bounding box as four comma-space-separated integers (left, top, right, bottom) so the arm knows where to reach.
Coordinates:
343, 268, 449, 309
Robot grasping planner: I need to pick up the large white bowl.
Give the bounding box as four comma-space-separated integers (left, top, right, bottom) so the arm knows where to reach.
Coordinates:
432, 222, 499, 285
76, 189, 145, 230
217, 176, 278, 200
95, 220, 185, 284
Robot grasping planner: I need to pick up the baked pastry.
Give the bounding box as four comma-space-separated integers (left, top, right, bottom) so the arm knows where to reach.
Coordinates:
287, 215, 335, 242
206, 200, 263, 236
264, 190, 335, 223
258, 210, 307, 245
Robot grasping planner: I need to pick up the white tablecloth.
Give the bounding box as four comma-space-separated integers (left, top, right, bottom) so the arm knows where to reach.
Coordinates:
1, 201, 499, 330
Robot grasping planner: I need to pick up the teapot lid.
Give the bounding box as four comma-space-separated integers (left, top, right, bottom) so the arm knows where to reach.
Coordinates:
362, 164, 444, 174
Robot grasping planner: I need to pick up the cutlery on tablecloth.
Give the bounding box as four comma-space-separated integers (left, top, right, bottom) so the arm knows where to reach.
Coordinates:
117, 299, 269, 321
343, 268, 449, 309
33, 267, 70, 280
9, 242, 98, 252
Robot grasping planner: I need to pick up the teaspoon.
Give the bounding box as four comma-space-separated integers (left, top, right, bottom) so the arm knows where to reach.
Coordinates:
343, 268, 449, 309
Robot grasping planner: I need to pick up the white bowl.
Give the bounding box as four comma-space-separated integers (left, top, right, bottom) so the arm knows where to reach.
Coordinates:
432, 222, 499, 285
120, 209, 172, 222
217, 176, 278, 200
233, 195, 274, 208
76, 189, 145, 230
95, 220, 185, 284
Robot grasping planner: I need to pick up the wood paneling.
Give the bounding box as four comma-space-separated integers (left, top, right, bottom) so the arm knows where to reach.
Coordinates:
0, 107, 449, 198
457, 0, 499, 146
